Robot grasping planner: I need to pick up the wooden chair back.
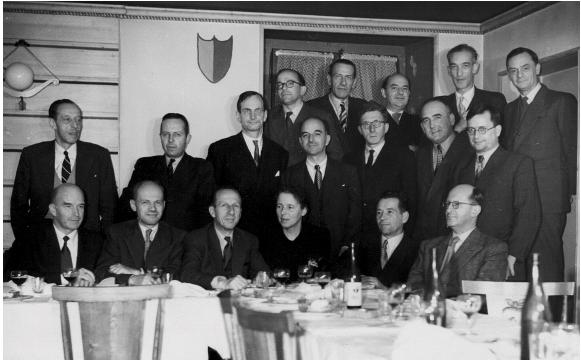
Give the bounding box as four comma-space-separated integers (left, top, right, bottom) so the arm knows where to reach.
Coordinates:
52, 285, 170, 360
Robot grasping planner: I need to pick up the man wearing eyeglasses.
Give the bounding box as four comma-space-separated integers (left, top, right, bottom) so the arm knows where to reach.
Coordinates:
452, 104, 540, 281
207, 91, 288, 243
344, 101, 416, 234
265, 68, 343, 166
407, 184, 507, 298
443, 44, 506, 133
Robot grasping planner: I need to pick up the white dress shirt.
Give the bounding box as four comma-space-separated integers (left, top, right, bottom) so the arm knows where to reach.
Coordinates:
165, 154, 184, 172
214, 225, 234, 256
329, 94, 349, 119
242, 133, 263, 158
455, 86, 475, 111
54, 142, 77, 176
138, 223, 159, 242
365, 140, 385, 166
475, 145, 499, 171
523, 83, 542, 103
451, 227, 476, 253
282, 101, 304, 124
305, 155, 328, 183
383, 232, 404, 260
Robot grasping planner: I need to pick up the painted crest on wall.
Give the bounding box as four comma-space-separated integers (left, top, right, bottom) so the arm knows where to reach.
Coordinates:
197, 34, 233, 83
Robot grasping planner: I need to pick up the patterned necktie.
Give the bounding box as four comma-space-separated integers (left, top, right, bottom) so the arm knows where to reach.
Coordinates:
339, 102, 347, 133
285, 111, 293, 130
440, 236, 460, 272
434, 144, 443, 172
475, 155, 485, 181
380, 238, 389, 269
366, 149, 375, 168
458, 95, 467, 120
62, 150, 71, 183
314, 164, 322, 191
61, 235, 73, 273
253, 140, 260, 166
392, 112, 402, 125
167, 158, 175, 179
144, 228, 152, 262
223, 236, 232, 276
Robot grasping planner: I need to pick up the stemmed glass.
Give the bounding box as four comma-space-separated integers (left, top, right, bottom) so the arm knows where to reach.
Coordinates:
456, 294, 483, 334
10, 270, 28, 296
61, 268, 78, 287
148, 266, 162, 282
387, 284, 406, 318
273, 268, 290, 287
314, 271, 331, 288
297, 265, 313, 283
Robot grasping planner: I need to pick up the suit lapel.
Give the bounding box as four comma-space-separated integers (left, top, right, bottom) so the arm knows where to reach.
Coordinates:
454, 229, 485, 273
75, 141, 92, 187
208, 225, 225, 272
513, 86, 547, 149
231, 228, 245, 275
42, 142, 57, 197
125, 221, 145, 267
147, 223, 169, 265
477, 148, 502, 186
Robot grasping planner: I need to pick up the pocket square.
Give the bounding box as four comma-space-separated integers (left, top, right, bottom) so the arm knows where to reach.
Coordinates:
275, 170, 280, 177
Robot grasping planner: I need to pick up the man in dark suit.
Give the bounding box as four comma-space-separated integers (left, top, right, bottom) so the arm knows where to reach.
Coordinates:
415, 97, 472, 242
207, 91, 288, 242
444, 44, 506, 133
117, 113, 215, 231
282, 117, 361, 262
265, 68, 343, 165
180, 188, 270, 290
360, 191, 418, 289
307, 59, 366, 155
453, 105, 541, 281
343, 101, 416, 234
10, 99, 118, 241
380, 73, 424, 150
407, 185, 507, 298
96, 180, 185, 285
502, 47, 578, 282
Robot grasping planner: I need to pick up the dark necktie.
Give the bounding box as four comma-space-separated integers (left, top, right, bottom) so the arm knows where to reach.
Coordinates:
314, 164, 322, 191
392, 112, 402, 125
253, 140, 260, 166
434, 145, 443, 172
61, 235, 73, 273
366, 149, 375, 168
517, 96, 529, 122
62, 151, 71, 183
475, 155, 485, 181
285, 111, 293, 130
167, 158, 175, 179
339, 102, 347, 133
380, 238, 389, 269
223, 236, 232, 276
440, 236, 460, 272
144, 228, 152, 262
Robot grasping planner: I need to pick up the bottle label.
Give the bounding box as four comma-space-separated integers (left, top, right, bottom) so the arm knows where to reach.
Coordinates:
344, 282, 362, 307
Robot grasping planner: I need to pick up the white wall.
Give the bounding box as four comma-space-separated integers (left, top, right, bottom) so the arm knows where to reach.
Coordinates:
433, 34, 483, 96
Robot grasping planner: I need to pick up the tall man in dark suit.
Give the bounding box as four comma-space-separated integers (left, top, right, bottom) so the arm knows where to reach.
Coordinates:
180, 188, 270, 290
453, 105, 541, 281
381, 73, 424, 150
207, 91, 288, 242
415, 97, 472, 242
10, 99, 118, 240
407, 185, 507, 298
343, 101, 416, 234
444, 44, 506, 133
96, 181, 185, 286
282, 117, 361, 262
265, 68, 343, 165
117, 113, 215, 231
502, 47, 578, 282
307, 59, 366, 155
360, 192, 418, 289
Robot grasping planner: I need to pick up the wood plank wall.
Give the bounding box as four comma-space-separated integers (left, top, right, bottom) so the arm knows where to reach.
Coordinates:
3, 13, 120, 249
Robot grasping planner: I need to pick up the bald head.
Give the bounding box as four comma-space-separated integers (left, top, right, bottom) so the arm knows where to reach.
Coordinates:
49, 184, 85, 234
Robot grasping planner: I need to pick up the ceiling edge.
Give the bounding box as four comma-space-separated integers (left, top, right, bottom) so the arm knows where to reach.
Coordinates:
480, 1, 557, 34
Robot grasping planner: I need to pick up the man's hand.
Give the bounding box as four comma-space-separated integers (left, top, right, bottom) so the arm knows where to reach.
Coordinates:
225, 275, 250, 290
506, 255, 517, 279
73, 268, 95, 287
109, 263, 141, 275
362, 275, 386, 290
128, 273, 161, 286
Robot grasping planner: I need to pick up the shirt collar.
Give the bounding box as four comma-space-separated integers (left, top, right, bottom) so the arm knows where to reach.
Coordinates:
282, 101, 304, 121
456, 85, 475, 106
328, 93, 348, 115
452, 227, 476, 250
366, 139, 386, 155
138, 222, 159, 241
476, 145, 499, 166
214, 225, 233, 252
305, 155, 328, 179
54, 142, 77, 169
165, 154, 184, 169
523, 83, 542, 103
53, 226, 78, 243
436, 132, 456, 155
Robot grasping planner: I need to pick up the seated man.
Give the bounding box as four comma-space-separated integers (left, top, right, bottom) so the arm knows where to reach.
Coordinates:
407, 184, 507, 298
180, 187, 270, 290
359, 191, 419, 289
96, 180, 185, 285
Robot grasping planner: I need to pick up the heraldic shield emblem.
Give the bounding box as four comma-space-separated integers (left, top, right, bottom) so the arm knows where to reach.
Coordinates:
197, 34, 233, 83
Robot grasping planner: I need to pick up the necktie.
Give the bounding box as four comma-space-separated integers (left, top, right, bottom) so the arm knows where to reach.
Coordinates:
339, 102, 347, 133
475, 155, 485, 180
517, 96, 529, 123
434, 145, 443, 172
458, 95, 467, 120
167, 158, 175, 179
285, 111, 293, 130
366, 149, 375, 168
61, 235, 73, 273
380, 238, 389, 269
62, 151, 71, 183
314, 164, 322, 191
223, 236, 232, 276
144, 228, 152, 262
253, 140, 260, 166
392, 112, 402, 125
440, 236, 460, 272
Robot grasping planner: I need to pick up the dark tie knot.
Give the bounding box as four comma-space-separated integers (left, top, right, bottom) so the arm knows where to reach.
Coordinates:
285, 111, 293, 118
64, 150, 69, 157
224, 236, 232, 245
340, 102, 346, 112
314, 165, 320, 171
477, 155, 484, 163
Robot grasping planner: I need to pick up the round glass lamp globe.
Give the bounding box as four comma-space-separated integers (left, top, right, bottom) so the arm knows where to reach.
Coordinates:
5, 62, 34, 91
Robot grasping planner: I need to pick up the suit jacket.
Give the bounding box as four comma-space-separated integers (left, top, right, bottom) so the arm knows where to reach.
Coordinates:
385, 111, 425, 148
207, 133, 288, 239
180, 224, 270, 289
414, 133, 472, 241
307, 95, 367, 155
10, 140, 118, 240
452, 147, 541, 261
343, 141, 416, 234
281, 158, 362, 259
502, 85, 577, 213
95, 220, 185, 285
265, 103, 344, 165
359, 232, 419, 288
117, 154, 215, 231
407, 229, 507, 298
444, 88, 507, 125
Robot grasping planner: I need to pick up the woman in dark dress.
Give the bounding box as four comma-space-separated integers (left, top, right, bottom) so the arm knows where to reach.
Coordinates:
261, 187, 331, 282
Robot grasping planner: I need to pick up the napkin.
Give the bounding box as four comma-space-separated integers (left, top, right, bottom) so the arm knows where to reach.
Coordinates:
169, 280, 217, 297
5, 278, 55, 298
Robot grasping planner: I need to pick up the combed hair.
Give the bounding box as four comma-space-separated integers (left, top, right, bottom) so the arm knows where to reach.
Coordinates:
236, 91, 268, 112
275, 68, 306, 86
358, 101, 387, 123
420, 96, 451, 114
328, 58, 357, 78
48, 99, 79, 120
506, 47, 539, 67
301, 117, 330, 134
161, 113, 190, 135
277, 186, 309, 210
377, 190, 409, 214
211, 186, 242, 207
468, 104, 502, 126
447, 44, 478, 63
381, 73, 411, 90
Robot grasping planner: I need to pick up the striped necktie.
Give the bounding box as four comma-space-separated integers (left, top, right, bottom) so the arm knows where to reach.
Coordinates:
62, 151, 71, 183
314, 164, 322, 190
339, 102, 347, 132
253, 140, 260, 166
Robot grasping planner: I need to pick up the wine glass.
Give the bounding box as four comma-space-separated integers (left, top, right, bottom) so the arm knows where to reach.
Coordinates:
314, 271, 331, 289
456, 294, 483, 334
148, 266, 162, 282
10, 270, 28, 296
255, 271, 271, 288
61, 268, 78, 287
273, 268, 290, 287
387, 284, 406, 318
297, 265, 313, 283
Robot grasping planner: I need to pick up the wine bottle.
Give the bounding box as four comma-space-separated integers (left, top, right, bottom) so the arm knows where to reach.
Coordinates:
521, 253, 552, 360
424, 248, 446, 326
344, 242, 362, 309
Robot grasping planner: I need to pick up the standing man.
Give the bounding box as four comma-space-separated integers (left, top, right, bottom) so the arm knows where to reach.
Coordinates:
415, 97, 472, 242
10, 99, 118, 240
453, 104, 541, 280
381, 73, 424, 150
265, 68, 343, 165
117, 113, 215, 231
343, 101, 416, 234
444, 44, 506, 133
282, 117, 361, 263
308, 59, 366, 155
207, 91, 288, 241
503, 47, 577, 282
